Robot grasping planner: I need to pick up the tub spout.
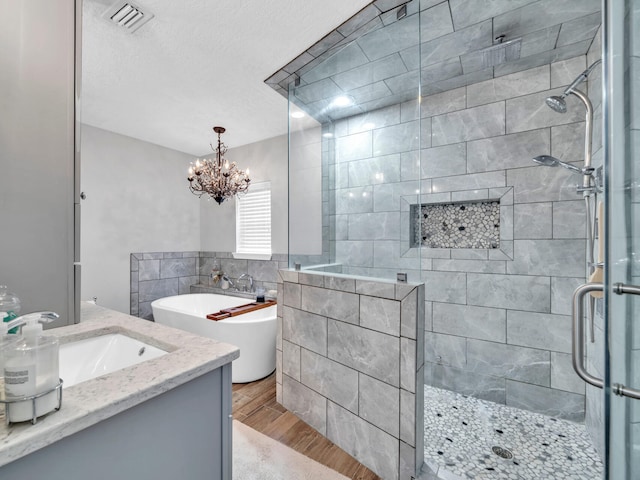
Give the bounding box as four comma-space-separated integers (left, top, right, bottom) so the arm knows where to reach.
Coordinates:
237, 274, 254, 293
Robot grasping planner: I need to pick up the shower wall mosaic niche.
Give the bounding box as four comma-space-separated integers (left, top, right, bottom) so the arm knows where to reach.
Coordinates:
413, 200, 500, 249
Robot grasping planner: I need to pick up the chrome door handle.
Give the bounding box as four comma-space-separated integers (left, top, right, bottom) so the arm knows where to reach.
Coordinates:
575, 282, 640, 399
611, 283, 640, 399
572, 283, 604, 389
614, 282, 640, 296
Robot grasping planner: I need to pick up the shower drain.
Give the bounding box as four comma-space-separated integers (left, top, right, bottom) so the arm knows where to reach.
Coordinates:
492, 446, 514, 459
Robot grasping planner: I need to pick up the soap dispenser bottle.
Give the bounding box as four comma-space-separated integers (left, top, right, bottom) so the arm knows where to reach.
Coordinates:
3, 312, 60, 423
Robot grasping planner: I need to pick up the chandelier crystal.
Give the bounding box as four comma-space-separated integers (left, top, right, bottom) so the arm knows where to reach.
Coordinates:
187, 126, 250, 204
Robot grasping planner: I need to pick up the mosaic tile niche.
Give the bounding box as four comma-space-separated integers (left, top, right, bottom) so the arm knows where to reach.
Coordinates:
412, 200, 501, 249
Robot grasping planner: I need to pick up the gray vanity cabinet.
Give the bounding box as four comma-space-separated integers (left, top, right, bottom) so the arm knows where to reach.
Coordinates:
0, 364, 233, 480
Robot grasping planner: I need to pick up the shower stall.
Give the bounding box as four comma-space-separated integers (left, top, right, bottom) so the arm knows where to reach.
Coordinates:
273, 0, 640, 478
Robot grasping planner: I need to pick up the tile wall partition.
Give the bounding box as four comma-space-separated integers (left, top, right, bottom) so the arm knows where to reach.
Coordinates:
327, 54, 596, 421
130, 251, 288, 320
277, 269, 425, 480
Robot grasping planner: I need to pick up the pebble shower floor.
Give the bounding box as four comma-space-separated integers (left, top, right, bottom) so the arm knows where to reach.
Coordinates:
423, 386, 603, 479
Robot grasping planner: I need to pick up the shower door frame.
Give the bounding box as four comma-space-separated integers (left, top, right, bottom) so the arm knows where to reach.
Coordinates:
603, 0, 640, 478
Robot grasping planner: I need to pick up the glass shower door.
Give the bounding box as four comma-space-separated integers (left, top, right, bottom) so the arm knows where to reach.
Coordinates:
605, 0, 640, 478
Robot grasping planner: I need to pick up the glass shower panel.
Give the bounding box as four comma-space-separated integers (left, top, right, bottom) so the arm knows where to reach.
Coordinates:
287, 0, 423, 281
287, 110, 325, 267
605, 0, 640, 478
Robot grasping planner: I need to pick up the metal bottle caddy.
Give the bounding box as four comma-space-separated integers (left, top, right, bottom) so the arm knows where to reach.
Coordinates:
0, 379, 63, 426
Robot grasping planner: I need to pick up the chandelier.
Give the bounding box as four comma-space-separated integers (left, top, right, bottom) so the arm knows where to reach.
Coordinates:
187, 126, 250, 204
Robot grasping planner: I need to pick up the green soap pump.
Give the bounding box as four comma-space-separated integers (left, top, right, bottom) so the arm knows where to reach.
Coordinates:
0, 286, 21, 334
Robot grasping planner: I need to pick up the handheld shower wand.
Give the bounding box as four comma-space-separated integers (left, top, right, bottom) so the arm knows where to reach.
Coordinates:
540, 59, 602, 345
532, 155, 594, 175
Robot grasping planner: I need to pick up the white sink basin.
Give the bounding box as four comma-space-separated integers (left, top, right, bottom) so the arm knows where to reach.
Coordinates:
59, 333, 167, 388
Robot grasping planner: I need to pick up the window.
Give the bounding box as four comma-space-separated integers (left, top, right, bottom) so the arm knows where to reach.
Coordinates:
234, 182, 271, 259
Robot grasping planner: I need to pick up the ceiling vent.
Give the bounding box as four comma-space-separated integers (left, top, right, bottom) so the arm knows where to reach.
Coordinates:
103, 1, 154, 33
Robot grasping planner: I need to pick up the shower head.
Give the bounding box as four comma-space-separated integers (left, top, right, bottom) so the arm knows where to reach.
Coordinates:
545, 96, 567, 113
479, 37, 522, 68
544, 59, 602, 113
532, 155, 591, 175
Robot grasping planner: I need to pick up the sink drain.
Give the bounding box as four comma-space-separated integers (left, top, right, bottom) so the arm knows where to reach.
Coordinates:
492, 446, 513, 459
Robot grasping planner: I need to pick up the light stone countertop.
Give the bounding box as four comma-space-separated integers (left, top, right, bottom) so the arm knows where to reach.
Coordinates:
0, 302, 240, 468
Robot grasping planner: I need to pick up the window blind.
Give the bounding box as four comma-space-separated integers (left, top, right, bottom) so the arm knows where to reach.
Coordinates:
235, 182, 271, 255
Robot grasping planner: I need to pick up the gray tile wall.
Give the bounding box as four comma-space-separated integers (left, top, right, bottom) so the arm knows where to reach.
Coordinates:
274, 0, 599, 129
130, 251, 288, 320
277, 270, 425, 480
265, 0, 408, 98
328, 55, 597, 421
130, 251, 199, 320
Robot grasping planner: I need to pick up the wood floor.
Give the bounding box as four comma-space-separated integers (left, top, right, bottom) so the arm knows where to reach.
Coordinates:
233, 373, 381, 480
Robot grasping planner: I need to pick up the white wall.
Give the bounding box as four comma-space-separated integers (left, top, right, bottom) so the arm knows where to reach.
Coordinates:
80, 125, 200, 313
200, 134, 289, 254
82, 127, 303, 312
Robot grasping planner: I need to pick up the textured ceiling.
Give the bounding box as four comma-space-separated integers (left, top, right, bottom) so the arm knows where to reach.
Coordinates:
280, 0, 601, 123
81, 0, 371, 155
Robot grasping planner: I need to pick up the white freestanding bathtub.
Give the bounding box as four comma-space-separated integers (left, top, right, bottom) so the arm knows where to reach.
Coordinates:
151, 293, 277, 383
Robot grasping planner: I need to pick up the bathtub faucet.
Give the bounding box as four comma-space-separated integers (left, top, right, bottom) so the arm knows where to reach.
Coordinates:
237, 274, 254, 293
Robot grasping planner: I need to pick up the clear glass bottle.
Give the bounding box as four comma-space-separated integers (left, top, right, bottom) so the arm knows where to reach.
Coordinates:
0, 317, 21, 416
0, 286, 21, 333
